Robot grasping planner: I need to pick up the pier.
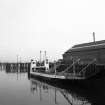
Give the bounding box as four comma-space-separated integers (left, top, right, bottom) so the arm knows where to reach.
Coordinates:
0, 62, 30, 73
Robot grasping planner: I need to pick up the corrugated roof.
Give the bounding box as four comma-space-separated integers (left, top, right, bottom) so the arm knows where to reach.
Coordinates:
73, 40, 105, 48
65, 40, 105, 53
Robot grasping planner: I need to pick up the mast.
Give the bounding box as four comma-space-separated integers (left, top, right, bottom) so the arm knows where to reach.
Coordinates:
93, 32, 96, 44
45, 51, 46, 60
54, 61, 56, 75
44, 51, 46, 66
40, 51, 42, 64
44, 51, 49, 72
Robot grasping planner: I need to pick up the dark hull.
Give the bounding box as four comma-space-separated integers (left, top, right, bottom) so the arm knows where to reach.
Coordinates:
28, 70, 105, 89
29, 73, 105, 105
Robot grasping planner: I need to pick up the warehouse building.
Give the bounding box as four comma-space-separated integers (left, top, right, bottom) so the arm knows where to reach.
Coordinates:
63, 40, 105, 65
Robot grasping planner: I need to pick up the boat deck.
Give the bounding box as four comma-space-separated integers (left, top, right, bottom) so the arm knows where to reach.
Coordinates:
30, 71, 85, 80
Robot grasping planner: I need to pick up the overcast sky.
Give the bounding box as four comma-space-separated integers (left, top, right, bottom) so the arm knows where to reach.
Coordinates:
0, 0, 105, 62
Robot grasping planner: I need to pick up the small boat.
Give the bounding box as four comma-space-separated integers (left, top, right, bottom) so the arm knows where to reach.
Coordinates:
30, 59, 68, 81
29, 53, 88, 81
29, 51, 80, 81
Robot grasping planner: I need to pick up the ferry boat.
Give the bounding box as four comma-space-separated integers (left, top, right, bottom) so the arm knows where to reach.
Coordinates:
29, 51, 83, 81
30, 58, 70, 81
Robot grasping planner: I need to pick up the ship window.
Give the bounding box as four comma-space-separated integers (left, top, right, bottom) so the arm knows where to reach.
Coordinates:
46, 59, 48, 64
32, 68, 35, 72
33, 62, 35, 64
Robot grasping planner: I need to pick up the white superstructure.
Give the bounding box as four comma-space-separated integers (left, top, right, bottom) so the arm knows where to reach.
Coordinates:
30, 51, 49, 73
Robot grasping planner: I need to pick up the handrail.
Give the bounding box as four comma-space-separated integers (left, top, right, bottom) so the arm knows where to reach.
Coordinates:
61, 59, 80, 73
79, 59, 96, 75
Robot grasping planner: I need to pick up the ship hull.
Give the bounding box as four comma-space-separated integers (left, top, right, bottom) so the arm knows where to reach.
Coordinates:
28, 68, 105, 89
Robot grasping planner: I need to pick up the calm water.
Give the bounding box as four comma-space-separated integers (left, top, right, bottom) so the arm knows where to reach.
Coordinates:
0, 66, 105, 105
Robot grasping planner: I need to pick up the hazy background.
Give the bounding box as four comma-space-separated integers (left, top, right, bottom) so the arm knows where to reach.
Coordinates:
0, 0, 105, 62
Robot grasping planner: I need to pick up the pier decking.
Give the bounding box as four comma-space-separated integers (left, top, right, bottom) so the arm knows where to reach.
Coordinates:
0, 62, 30, 73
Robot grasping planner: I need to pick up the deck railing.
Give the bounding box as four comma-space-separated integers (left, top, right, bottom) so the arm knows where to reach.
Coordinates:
61, 59, 80, 74
79, 59, 97, 78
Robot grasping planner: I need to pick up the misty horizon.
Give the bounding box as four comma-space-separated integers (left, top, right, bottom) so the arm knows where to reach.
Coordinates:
0, 0, 105, 62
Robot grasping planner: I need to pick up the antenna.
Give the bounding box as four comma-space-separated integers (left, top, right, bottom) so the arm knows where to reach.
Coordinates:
45, 51, 46, 60
40, 51, 42, 63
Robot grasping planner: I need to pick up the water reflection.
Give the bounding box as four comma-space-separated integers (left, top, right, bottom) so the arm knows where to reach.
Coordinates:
30, 78, 91, 105
0, 64, 105, 105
